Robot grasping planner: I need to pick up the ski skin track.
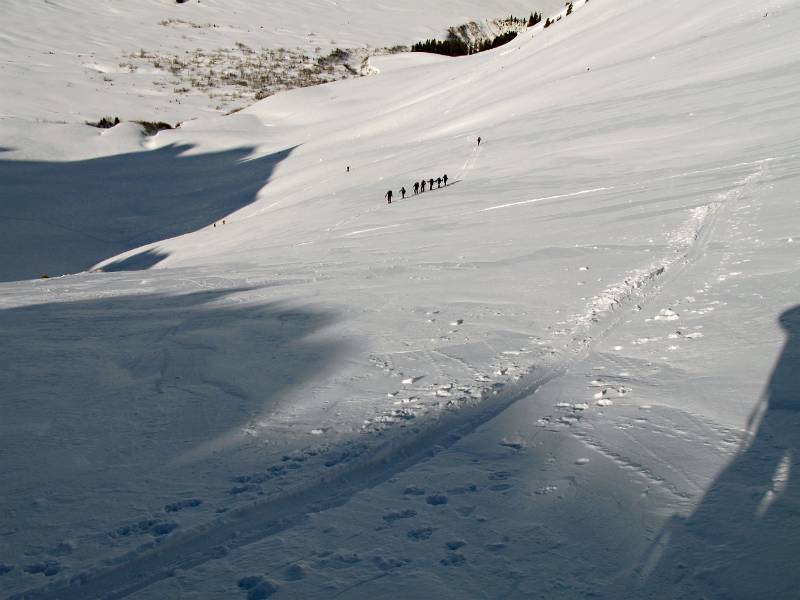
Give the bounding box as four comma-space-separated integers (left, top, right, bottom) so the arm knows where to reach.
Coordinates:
10, 161, 754, 600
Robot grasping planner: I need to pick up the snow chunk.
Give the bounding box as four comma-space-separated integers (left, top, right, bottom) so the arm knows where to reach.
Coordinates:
654, 308, 680, 321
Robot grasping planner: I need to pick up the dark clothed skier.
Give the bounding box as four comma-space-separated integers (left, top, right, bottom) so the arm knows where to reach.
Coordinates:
421, 180, 426, 192
437, 177, 442, 189
429, 178, 434, 191
413, 182, 419, 195
443, 174, 448, 186
477, 136, 481, 146
385, 190, 393, 204
401, 186, 407, 199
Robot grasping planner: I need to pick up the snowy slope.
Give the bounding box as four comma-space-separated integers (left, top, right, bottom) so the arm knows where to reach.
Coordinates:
2, 0, 800, 599
0, 0, 563, 123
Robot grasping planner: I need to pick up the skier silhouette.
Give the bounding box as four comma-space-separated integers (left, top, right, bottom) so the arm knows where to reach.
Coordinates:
634, 305, 800, 599
477, 136, 481, 146
413, 181, 419, 195
443, 174, 448, 186
437, 177, 442, 189
429, 178, 434, 191
421, 180, 426, 192
400, 186, 407, 199
385, 190, 393, 204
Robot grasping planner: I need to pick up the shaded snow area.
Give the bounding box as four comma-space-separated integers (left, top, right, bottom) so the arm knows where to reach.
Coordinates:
1, 0, 800, 599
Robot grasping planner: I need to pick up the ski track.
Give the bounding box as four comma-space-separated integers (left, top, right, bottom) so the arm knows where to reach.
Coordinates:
13, 158, 760, 600
342, 223, 403, 237
479, 186, 614, 212
477, 155, 788, 214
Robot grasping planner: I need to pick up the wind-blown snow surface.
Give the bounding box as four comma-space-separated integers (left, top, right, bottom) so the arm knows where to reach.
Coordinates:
2, 0, 800, 598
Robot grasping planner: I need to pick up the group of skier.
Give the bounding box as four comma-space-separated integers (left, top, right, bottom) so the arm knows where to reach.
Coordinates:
381, 137, 481, 204
385, 174, 449, 204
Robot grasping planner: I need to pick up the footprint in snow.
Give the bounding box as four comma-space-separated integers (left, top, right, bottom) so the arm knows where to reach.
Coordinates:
446, 484, 478, 495
48, 540, 75, 556
238, 576, 264, 590
407, 527, 435, 541
490, 483, 513, 492
283, 563, 306, 581
500, 437, 525, 450
165, 498, 203, 513
373, 556, 410, 571
24, 561, 60, 577
238, 576, 278, 600
426, 494, 448, 506
383, 509, 417, 524
440, 553, 467, 567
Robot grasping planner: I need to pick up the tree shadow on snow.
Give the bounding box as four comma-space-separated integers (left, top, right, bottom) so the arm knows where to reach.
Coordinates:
634, 305, 800, 599
0, 143, 296, 282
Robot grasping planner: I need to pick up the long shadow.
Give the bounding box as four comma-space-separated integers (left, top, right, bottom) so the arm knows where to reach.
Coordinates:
635, 305, 800, 599
0, 288, 343, 595
401, 180, 461, 202
0, 143, 295, 282
100, 248, 170, 272
0, 287, 340, 479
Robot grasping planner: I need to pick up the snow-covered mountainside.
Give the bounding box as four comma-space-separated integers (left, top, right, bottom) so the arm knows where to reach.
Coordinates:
1, 0, 799, 599
1, 0, 562, 122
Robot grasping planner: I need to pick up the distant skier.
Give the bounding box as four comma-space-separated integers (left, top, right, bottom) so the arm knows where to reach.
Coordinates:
346, 166, 350, 172
443, 174, 448, 186
401, 186, 407, 199
413, 181, 419, 195
385, 190, 393, 204
477, 136, 481, 146
429, 178, 434, 191
421, 180, 426, 192
437, 177, 442, 189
